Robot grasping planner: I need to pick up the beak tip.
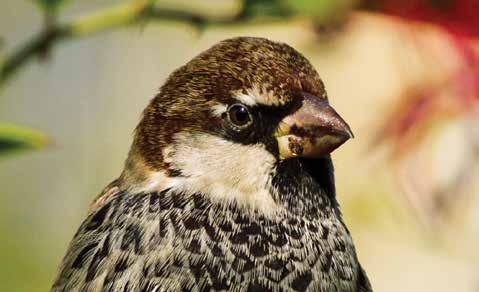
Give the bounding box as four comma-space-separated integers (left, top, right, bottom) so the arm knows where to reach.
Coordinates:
335, 120, 354, 140
347, 128, 355, 139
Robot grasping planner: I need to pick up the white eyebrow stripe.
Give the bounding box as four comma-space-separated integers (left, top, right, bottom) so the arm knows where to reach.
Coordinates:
232, 87, 284, 106
233, 92, 257, 106
211, 103, 227, 117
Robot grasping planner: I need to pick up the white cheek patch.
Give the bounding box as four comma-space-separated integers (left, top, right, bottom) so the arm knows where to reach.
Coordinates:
152, 132, 281, 215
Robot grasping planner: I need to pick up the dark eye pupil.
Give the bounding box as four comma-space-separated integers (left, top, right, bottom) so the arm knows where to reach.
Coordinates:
229, 105, 251, 126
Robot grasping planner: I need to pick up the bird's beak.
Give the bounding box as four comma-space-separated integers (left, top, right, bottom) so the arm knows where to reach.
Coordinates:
274, 92, 354, 159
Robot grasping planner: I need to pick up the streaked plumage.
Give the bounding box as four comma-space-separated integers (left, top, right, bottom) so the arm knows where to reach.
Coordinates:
52, 37, 372, 292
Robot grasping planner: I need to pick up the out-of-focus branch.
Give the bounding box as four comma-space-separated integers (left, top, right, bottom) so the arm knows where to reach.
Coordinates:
0, 0, 355, 89
0, 0, 256, 88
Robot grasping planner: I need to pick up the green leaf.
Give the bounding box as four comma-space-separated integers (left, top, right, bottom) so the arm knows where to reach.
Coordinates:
0, 123, 49, 156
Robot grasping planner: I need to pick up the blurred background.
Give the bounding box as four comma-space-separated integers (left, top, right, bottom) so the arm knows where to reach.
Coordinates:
1, 0, 479, 291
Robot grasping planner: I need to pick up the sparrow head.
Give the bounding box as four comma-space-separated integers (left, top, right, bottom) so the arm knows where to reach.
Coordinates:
121, 37, 352, 212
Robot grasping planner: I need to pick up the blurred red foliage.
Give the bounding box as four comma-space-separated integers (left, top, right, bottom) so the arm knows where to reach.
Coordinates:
377, 0, 479, 104
364, 0, 479, 154
369, 0, 479, 37
362, 0, 479, 228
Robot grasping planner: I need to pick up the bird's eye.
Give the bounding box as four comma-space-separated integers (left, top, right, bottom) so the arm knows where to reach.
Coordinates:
227, 104, 252, 127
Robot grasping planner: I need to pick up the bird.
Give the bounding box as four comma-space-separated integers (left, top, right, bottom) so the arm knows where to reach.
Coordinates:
51, 37, 372, 292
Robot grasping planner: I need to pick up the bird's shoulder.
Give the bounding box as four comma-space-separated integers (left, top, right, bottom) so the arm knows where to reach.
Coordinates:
52, 190, 183, 291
